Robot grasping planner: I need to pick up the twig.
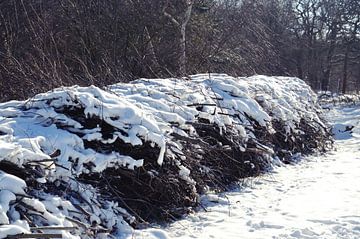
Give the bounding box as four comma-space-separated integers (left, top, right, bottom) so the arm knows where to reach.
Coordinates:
30, 226, 77, 231
7, 233, 63, 238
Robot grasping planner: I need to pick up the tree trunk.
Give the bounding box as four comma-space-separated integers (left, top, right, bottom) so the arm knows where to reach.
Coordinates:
163, 0, 193, 76
144, 26, 161, 74
358, 64, 360, 93
295, 49, 303, 79
342, 44, 349, 94
321, 39, 336, 92
179, 1, 193, 76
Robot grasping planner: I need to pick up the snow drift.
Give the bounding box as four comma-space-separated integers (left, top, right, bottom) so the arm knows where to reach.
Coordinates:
0, 74, 332, 238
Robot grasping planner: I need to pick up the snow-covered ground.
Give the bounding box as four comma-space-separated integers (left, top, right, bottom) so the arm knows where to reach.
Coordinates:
126, 105, 360, 239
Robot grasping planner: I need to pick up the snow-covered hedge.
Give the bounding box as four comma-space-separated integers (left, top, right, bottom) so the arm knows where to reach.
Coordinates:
0, 74, 332, 238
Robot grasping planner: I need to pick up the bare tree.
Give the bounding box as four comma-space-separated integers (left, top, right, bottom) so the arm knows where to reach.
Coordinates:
341, 0, 360, 93
1, 0, 360, 101
163, 0, 194, 75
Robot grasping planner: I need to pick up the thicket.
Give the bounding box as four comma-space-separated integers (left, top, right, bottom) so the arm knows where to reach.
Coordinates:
0, 0, 359, 101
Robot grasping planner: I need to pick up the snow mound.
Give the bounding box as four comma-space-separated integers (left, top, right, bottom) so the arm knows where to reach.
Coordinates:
0, 74, 331, 238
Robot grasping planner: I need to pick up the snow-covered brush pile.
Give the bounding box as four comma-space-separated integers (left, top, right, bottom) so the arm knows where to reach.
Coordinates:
318, 92, 360, 108
0, 74, 332, 238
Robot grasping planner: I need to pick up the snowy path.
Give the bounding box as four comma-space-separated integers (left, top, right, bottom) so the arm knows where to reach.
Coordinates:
126, 106, 360, 239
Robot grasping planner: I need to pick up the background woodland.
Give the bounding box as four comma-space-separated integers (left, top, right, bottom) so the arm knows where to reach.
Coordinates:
0, 0, 359, 101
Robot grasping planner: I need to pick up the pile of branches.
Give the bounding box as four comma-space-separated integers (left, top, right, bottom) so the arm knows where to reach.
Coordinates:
0, 161, 119, 239
52, 106, 270, 224
52, 93, 331, 224
270, 119, 333, 162
0, 74, 333, 238
318, 93, 360, 107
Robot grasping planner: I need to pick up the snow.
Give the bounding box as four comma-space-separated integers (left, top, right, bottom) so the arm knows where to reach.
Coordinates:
110, 74, 322, 154
0, 74, 316, 181
124, 105, 360, 239
0, 172, 26, 195
0, 74, 330, 238
0, 224, 29, 238
0, 190, 16, 224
